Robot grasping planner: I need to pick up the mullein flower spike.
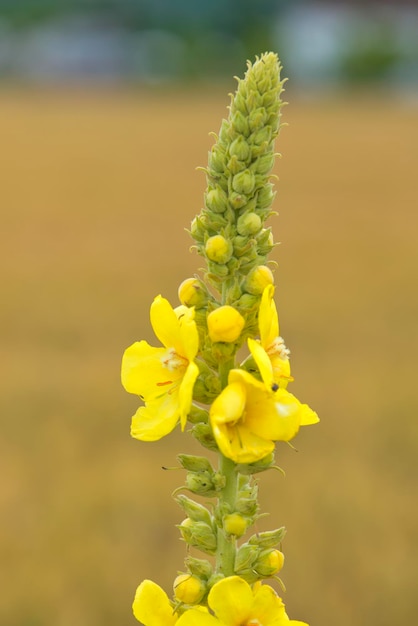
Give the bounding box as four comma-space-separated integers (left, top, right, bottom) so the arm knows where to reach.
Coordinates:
122, 52, 318, 625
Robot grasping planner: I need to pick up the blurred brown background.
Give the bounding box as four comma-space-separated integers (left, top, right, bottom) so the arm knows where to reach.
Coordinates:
1, 2, 418, 625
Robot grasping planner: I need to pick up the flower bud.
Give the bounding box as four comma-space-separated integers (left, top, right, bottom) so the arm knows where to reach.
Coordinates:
243, 265, 274, 295
186, 470, 217, 496
232, 169, 256, 195
255, 152, 275, 175
248, 107, 268, 131
248, 527, 286, 549
178, 278, 208, 308
256, 183, 275, 209
173, 574, 206, 604
229, 191, 248, 210
176, 495, 212, 525
207, 306, 245, 343
229, 135, 251, 161
251, 126, 272, 147
231, 110, 249, 136
235, 543, 258, 572
190, 216, 206, 242
223, 513, 247, 537
178, 518, 217, 555
227, 154, 246, 175
191, 423, 219, 452
177, 454, 213, 473
184, 556, 213, 580
254, 549, 285, 577
208, 145, 227, 173
205, 235, 233, 264
205, 187, 228, 214
237, 212, 262, 236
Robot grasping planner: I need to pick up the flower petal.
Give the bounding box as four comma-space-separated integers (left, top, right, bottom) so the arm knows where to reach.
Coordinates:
208, 576, 253, 625
131, 398, 179, 442
132, 580, 177, 626
175, 305, 199, 361
177, 608, 219, 626
212, 421, 275, 464
210, 381, 246, 425
150, 295, 184, 354
299, 403, 320, 426
178, 362, 200, 430
248, 338, 274, 388
251, 585, 287, 625
121, 341, 180, 401
259, 284, 279, 348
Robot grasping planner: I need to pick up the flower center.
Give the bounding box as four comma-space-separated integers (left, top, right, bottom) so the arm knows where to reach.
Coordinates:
246, 620, 262, 626
267, 336, 290, 360
161, 348, 188, 372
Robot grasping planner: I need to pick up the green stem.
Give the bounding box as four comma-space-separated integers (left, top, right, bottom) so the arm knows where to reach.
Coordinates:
215, 453, 239, 577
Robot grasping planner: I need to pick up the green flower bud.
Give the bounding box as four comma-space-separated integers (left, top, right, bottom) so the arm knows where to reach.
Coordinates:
173, 574, 206, 604
223, 513, 247, 538
229, 191, 248, 210
187, 405, 209, 425
232, 169, 256, 195
207, 264, 230, 283
254, 152, 276, 175
243, 265, 274, 295
256, 228, 274, 255
208, 144, 227, 173
186, 470, 218, 496
250, 126, 272, 147
184, 556, 213, 580
177, 454, 213, 473
231, 109, 249, 136
254, 549, 285, 577
178, 277, 208, 308
233, 235, 254, 257
234, 543, 258, 572
229, 135, 251, 161
205, 235, 233, 264
227, 154, 246, 175
190, 216, 206, 242
248, 527, 287, 549
237, 212, 262, 236
235, 496, 259, 517
191, 423, 219, 452
256, 182, 275, 209
248, 107, 268, 131
179, 519, 217, 555
218, 118, 231, 143
176, 495, 212, 525
235, 293, 260, 312
205, 187, 228, 214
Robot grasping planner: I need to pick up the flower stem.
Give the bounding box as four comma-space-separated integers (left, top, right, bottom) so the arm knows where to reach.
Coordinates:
216, 453, 239, 577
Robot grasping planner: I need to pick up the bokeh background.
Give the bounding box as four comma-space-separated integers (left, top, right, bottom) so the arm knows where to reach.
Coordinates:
1, 1, 418, 625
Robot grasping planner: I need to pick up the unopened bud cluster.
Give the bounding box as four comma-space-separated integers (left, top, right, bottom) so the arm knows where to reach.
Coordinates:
190, 53, 285, 293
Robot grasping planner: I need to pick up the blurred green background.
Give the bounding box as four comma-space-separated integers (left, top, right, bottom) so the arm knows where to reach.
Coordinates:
1, 1, 418, 625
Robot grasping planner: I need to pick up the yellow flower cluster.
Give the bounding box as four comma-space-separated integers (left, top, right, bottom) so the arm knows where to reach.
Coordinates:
122, 285, 318, 462
133, 577, 308, 626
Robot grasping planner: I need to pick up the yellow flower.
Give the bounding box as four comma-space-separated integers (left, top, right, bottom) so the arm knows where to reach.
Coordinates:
121, 295, 199, 441
133, 580, 177, 626
207, 305, 245, 343
210, 369, 313, 464
176, 576, 309, 626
